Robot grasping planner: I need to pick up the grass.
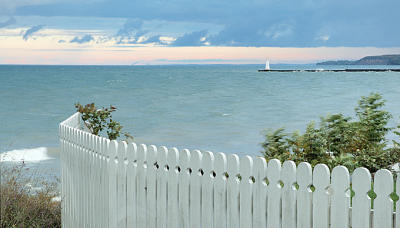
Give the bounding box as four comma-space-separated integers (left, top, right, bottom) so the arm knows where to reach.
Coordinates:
0, 164, 61, 228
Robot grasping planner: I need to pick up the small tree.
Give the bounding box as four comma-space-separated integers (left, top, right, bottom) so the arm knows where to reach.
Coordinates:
75, 103, 133, 141
261, 93, 400, 172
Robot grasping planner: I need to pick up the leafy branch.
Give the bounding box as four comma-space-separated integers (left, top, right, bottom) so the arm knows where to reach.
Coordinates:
75, 103, 133, 141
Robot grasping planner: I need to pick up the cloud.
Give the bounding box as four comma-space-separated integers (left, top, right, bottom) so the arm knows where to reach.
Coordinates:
58, 39, 66, 43
70, 34, 94, 43
264, 23, 294, 40
12, 0, 400, 47
316, 35, 330, 42
0, 17, 16, 28
22, 25, 44, 41
173, 30, 208, 46
116, 18, 143, 37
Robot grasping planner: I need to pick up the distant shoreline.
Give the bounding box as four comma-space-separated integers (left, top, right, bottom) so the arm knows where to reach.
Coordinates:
317, 54, 400, 66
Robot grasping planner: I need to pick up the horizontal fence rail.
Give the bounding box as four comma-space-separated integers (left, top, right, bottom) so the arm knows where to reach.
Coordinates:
60, 113, 400, 228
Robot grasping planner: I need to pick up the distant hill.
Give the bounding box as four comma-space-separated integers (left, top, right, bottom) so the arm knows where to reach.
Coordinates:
317, 55, 400, 65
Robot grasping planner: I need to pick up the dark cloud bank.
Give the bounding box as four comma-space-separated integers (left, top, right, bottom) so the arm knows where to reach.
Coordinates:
14, 0, 400, 47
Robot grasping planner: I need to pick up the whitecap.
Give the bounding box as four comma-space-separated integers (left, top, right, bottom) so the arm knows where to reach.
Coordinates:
0, 147, 53, 163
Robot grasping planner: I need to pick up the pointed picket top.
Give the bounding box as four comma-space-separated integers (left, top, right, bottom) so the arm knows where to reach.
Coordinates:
215, 152, 227, 179
331, 165, 350, 228
202, 151, 214, 173
147, 145, 158, 168
137, 144, 147, 165
352, 167, 371, 228
168, 147, 180, 168
373, 169, 393, 228
95, 136, 101, 156
267, 159, 282, 181
313, 164, 330, 228
179, 149, 191, 170
109, 140, 118, 160
281, 160, 296, 228
127, 143, 137, 163
117, 141, 127, 163
227, 154, 240, 177
240, 156, 253, 180
190, 150, 202, 172
158, 146, 169, 167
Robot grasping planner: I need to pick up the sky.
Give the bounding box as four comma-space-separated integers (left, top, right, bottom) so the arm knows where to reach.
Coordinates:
0, 0, 399, 65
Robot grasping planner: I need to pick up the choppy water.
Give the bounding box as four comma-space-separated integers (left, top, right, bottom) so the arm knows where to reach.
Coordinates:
2, 64, 400, 172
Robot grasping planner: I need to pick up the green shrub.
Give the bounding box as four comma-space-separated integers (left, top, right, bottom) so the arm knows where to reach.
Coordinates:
262, 93, 400, 172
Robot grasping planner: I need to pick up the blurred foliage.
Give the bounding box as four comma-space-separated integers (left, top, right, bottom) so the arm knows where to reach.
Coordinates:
0, 164, 61, 228
262, 93, 400, 173
75, 103, 133, 141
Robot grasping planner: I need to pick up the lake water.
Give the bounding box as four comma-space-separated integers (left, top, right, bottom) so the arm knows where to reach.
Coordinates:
2, 64, 400, 174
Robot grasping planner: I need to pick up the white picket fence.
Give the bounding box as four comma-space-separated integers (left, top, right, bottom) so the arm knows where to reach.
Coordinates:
60, 113, 400, 228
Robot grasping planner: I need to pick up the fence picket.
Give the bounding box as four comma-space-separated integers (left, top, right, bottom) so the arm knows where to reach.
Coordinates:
178, 149, 191, 228
267, 159, 282, 228
297, 162, 312, 228
397, 174, 400, 228
126, 143, 137, 227
352, 167, 371, 228
281, 160, 297, 228
214, 152, 227, 228
313, 164, 330, 228
189, 150, 202, 228
167, 148, 180, 228
240, 156, 254, 228
136, 144, 148, 227
253, 157, 267, 228
117, 141, 128, 228
146, 145, 158, 228
227, 154, 240, 228
373, 169, 393, 228
108, 140, 118, 228
202, 151, 215, 228
331, 166, 350, 228
156, 146, 168, 228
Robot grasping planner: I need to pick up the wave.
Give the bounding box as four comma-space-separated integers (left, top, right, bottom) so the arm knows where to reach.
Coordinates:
0, 147, 54, 163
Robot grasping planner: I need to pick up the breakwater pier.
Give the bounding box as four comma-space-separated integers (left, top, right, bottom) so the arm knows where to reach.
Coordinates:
258, 69, 400, 72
